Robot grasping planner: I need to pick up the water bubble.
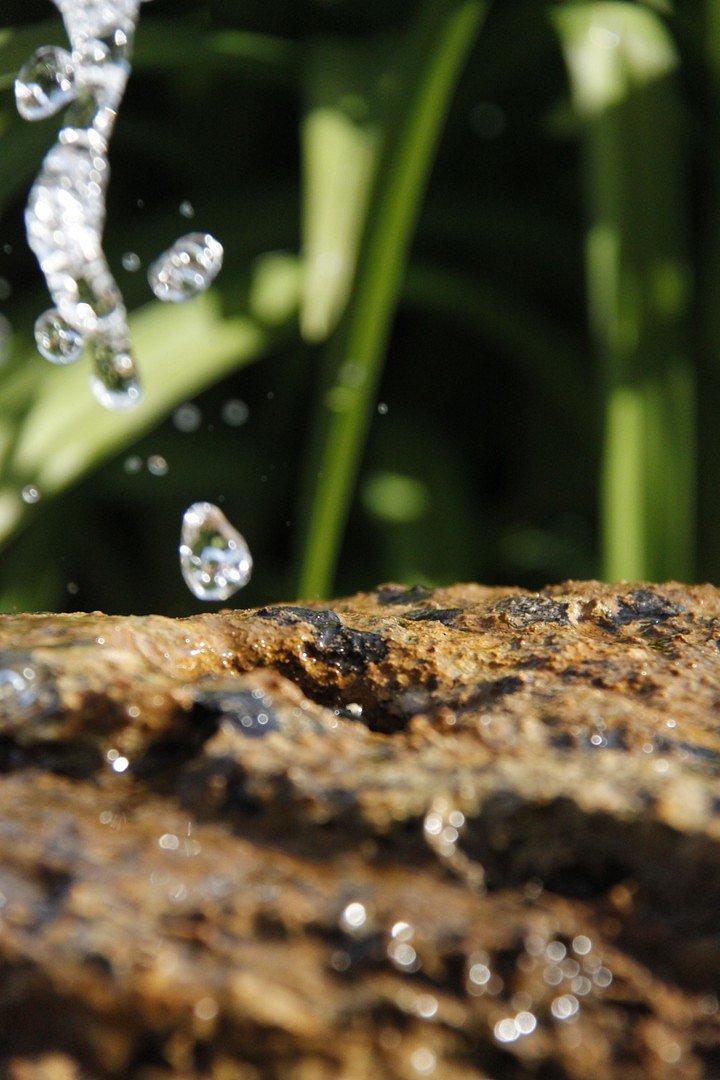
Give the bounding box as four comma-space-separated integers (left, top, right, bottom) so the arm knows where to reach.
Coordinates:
180, 502, 252, 601
179, 200, 195, 219
173, 403, 202, 432
221, 398, 249, 427
90, 337, 142, 411
147, 454, 168, 476
148, 232, 223, 303
15, 46, 76, 121
34, 308, 84, 364
377, 402, 388, 415
21, 485, 41, 505
121, 251, 141, 272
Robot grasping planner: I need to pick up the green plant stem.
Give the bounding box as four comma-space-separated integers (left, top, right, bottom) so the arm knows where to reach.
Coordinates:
555, 3, 694, 582
295, 0, 488, 599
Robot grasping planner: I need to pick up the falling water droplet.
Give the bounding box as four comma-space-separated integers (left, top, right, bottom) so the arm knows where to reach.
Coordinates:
148, 232, 223, 303
173, 402, 202, 432
179, 200, 195, 219
222, 398, 249, 427
21, 485, 41, 505
89, 336, 141, 411
34, 308, 84, 364
147, 454, 168, 476
15, 46, 76, 121
180, 502, 252, 601
121, 251, 141, 272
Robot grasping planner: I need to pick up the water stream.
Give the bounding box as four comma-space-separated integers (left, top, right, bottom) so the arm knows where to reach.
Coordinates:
19, 0, 148, 409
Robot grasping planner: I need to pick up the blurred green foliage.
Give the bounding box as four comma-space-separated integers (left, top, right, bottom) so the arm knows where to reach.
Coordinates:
0, 0, 715, 614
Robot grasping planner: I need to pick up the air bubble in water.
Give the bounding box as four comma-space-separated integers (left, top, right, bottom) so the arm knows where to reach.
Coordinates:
15, 46, 76, 121
148, 233, 223, 303
34, 308, 84, 364
180, 502, 252, 601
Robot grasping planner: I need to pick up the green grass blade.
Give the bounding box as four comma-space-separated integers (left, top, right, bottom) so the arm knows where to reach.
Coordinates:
296, 0, 489, 598
299, 38, 383, 342
554, 2, 693, 582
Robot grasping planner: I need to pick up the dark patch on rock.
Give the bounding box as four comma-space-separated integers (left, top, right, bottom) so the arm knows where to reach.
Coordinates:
388, 674, 523, 721
493, 595, 569, 627
612, 589, 683, 627
257, 606, 387, 673
374, 584, 432, 605
404, 608, 464, 626
256, 606, 341, 632
193, 688, 282, 739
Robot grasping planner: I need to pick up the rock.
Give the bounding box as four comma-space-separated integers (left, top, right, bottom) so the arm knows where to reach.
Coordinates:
0, 580, 719, 1078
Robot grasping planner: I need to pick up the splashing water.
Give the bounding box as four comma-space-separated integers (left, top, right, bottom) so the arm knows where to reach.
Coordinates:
180, 502, 252, 601
148, 233, 224, 303
19, 0, 149, 411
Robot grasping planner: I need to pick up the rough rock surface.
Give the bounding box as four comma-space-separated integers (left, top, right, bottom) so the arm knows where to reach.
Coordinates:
1, 580, 720, 1078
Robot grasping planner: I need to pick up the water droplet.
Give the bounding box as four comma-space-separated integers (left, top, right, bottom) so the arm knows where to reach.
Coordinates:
179, 200, 195, 218
89, 336, 142, 411
340, 901, 367, 934
221, 398, 249, 427
180, 502, 252, 601
0, 279, 11, 301
173, 402, 202, 432
21, 485, 41, 505
377, 402, 388, 415
15, 45, 76, 121
148, 232, 223, 303
121, 251, 141, 271
147, 454, 168, 477
34, 308, 84, 364
124, 454, 142, 474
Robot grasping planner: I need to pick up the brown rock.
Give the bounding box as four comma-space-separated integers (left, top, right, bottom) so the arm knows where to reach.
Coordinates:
0, 580, 720, 1077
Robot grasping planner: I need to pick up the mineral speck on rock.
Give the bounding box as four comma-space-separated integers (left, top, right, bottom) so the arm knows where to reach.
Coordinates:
0, 580, 719, 1078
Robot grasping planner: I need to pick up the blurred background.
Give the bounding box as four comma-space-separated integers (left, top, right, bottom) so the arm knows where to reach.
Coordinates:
0, 0, 714, 614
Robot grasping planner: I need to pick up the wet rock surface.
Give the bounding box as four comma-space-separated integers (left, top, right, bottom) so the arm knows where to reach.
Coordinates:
1, 580, 720, 1078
